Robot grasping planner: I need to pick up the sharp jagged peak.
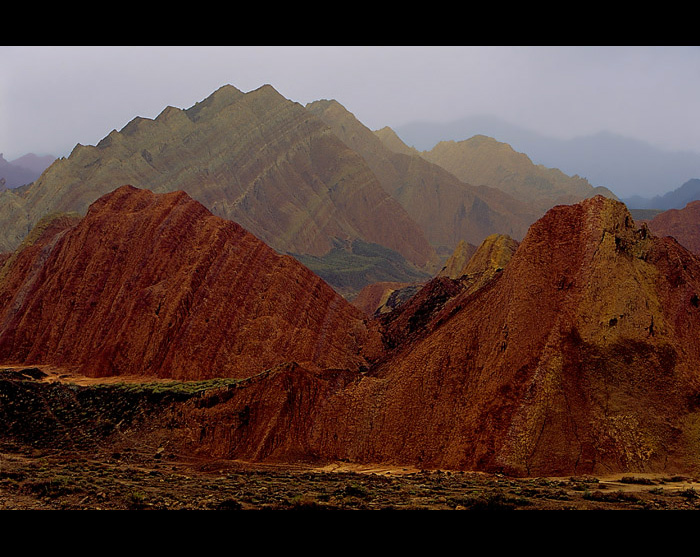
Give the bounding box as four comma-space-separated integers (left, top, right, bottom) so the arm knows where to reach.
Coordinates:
184, 84, 245, 122
306, 98, 343, 111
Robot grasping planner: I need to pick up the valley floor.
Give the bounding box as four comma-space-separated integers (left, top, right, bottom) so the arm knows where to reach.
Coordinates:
2, 444, 700, 511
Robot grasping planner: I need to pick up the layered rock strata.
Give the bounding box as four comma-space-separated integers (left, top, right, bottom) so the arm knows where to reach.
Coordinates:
314, 196, 700, 476
307, 99, 538, 254
0, 85, 434, 272
0, 186, 382, 380
174, 196, 700, 477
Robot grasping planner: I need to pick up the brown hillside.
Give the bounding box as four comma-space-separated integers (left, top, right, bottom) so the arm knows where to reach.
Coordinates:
306, 100, 539, 254
376, 233, 518, 353
0, 85, 433, 270
647, 200, 700, 255
373, 127, 420, 156
180, 196, 700, 477
422, 135, 618, 213
0, 187, 32, 252
314, 196, 700, 476
454, 233, 519, 288
0, 186, 382, 380
4, 192, 700, 478
436, 233, 518, 283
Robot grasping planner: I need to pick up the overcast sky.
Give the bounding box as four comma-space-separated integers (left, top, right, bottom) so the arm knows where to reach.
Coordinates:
2, 45, 700, 162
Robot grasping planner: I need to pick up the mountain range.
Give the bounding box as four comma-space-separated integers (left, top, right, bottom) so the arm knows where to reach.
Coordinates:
3, 83, 700, 479
0, 85, 436, 294
0, 85, 616, 298
2, 186, 700, 476
623, 179, 700, 211
395, 115, 700, 200
0, 153, 55, 189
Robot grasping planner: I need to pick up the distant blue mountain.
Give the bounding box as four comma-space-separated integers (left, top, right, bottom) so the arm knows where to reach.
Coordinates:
393, 116, 700, 200
0, 153, 55, 189
622, 178, 700, 210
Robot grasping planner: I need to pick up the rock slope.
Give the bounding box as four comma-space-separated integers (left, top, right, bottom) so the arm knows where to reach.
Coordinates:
313, 196, 700, 476
0, 186, 382, 380
646, 200, 700, 255
306, 99, 539, 254
169, 196, 700, 477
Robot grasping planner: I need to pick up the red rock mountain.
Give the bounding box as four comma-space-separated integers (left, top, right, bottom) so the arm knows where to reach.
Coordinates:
0, 186, 382, 380
316, 196, 700, 476
172, 196, 700, 477
646, 200, 700, 255
3, 189, 700, 477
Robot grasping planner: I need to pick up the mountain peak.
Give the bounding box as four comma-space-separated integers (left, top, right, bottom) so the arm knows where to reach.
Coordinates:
184, 84, 245, 122
423, 137, 614, 212
0, 84, 435, 291
313, 193, 700, 475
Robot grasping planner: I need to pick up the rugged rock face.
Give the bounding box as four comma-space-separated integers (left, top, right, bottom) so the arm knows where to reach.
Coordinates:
0, 85, 434, 273
436, 240, 478, 279
4, 191, 700, 477
315, 196, 700, 476
647, 200, 700, 255
0, 186, 382, 380
174, 196, 700, 477
437, 234, 518, 284
370, 234, 518, 354
422, 135, 618, 213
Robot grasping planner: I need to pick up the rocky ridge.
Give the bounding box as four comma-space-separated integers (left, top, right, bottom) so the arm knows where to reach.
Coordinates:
307, 99, 539, 254
314, 195, 700, 476
0, 85, 434, 278
0, 186, 382, 380
141, 194, 700, 477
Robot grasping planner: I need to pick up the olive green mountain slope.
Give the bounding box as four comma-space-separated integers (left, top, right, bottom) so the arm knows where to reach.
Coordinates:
306, 100, 539, 255
420, 135, 618, 212
0, 85, 435, 281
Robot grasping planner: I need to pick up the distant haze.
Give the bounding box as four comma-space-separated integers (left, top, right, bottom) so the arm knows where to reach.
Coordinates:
2, 46, 700, 197
394, 116, 700, 199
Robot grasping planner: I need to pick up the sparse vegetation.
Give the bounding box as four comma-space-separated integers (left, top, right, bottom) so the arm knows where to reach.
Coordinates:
100, 377, 242, 399
2, 441, 700, 510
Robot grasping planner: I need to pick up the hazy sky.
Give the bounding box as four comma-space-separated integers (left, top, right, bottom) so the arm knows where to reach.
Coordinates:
2, 45, 700, 162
